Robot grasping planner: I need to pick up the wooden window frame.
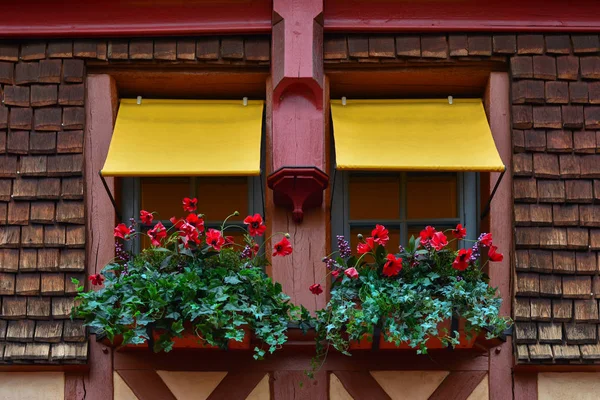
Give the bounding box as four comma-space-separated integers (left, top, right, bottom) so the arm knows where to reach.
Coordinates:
331, 169, 479, 250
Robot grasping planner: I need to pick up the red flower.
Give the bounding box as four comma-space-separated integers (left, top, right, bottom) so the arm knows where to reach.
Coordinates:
371, 224, 389, 246
182, 197, 198, 212
179, 221, 200, 248
114, 223, 131, 239
488, 245, 504, 262
185, 213, 205, 233
452, 224, 466, 239
452, 248, 473, 271
383, 254, 403, 277
273, 237, 293, 257
170, 216, 184, 230
419, 226, 436, 244
479, 233, 493, 247
357, 237, 375, 255
309, 283, 323, 295
331, 270, 340, 279
148, 222, 167, 247
224, 236, 235, 247
243, 214, 266, 236
430, 232, 448, 251
252, 243, 260, 255
88, 273, 104, 286
140, 210, 154, 225
344, 267, 359, 279
206, 229, 225, 251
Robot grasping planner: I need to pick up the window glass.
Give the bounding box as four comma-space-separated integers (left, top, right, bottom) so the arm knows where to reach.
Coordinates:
406, 173, 457, 219
197, 177, 248, 222
349, 175, 401, 220
141, 178, 190, 220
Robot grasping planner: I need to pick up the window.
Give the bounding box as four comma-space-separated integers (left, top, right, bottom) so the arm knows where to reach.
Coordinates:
331, 169, 479, 251
121, 176, 264, 252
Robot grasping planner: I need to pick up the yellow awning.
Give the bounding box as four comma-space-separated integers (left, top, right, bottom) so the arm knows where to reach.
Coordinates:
101, 99, 264, 177
331, 99, 505, 172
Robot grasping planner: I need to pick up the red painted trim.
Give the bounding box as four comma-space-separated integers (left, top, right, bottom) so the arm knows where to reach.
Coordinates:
0, 0, 271, 38
324, 0, 600, 32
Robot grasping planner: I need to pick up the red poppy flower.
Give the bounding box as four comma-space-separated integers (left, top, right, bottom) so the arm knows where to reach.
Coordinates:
452, 248, 473, 271
479, 233, 493, 247
419, 226, 436, 244
170, 216, 184, 230
206, 229, 225, 251
331, 270, 340, 279
344, 267, 359, 279
224, 236, 235, 247
273, 237, 293, 257
148, 222, 167, 247
357, 237, 375, 255
140, 210, 154, 225
371, 224, 389, 246
88, 273, 104, 286
383, 254, 403, 277
430, 232, 448, 251
114, 223, 131, 239
185, 213, 205, 233
182, 197, 198, 212
309, 283, 323, 295
452, 224, 466, 239
243, 214, 267, 236
179, 221, 200, 248
252, 243, 260, 255
488, 245, 504, 262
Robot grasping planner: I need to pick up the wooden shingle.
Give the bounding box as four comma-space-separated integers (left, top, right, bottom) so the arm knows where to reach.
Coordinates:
34, 320, 63, 343
6, 319, 35, 342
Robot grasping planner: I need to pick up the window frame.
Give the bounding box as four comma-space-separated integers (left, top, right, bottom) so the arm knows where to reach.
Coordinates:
330, 160, 480, 252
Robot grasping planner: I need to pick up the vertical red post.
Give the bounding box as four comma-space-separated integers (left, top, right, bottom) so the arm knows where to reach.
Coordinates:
268, 0, 328, 312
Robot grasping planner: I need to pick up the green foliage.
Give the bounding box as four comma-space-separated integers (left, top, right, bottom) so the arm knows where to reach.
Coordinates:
73, 217, 298, 359
312, 230, 512, 372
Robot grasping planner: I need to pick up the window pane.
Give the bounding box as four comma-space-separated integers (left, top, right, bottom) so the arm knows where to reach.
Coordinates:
349, 175, 400, 220
141, 178, 190, 220
406, 173, 457, 219
349, 227, 401, 262
407, 226, 458, 251
197, 177, 248, 222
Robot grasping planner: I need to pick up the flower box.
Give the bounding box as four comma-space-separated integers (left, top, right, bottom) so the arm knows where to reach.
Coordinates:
73, 202, 297, 360
99, 326, 251, 351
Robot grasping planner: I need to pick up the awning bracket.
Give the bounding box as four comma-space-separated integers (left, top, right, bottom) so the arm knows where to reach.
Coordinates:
99, 171, 122, 221
480, 170, 505, 220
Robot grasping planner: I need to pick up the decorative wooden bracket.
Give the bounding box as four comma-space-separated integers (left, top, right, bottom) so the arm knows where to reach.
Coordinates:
267, 166, 328, 223
269, 0, 327, 224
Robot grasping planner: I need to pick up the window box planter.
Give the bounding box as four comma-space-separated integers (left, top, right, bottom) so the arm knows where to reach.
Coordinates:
309, 225, 512, 369
73, 203, 298, 360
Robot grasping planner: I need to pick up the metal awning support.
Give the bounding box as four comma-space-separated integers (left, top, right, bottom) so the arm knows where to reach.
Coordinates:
99, 171, 122, 220
480, 170, 506, 220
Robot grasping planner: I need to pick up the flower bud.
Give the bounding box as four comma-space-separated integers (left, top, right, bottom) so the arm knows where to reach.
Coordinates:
284, 233, 290, 239
357, 233, 363, 240
233, 211, 240, 216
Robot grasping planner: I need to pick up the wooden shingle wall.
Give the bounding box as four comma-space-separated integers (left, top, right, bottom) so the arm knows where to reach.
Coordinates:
0, 37, 270, 365
324, 33, 600, 365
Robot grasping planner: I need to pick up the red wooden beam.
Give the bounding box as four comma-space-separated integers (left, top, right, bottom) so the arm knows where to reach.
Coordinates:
0, 0, 271, 38
324, 0, 600, 32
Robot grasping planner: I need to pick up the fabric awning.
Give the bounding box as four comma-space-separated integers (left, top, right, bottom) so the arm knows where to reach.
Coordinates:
331, 99, 505, 172
101, 99, 264, 177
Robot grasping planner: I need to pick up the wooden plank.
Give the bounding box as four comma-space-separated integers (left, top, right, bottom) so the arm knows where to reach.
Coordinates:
118, 370, 177, 400
114, 348, 490, 372
272, 370, 327, 400
428, 371, 487, 400
333, 371, 391, 400
514, 372, 537, 400
83, 75, 117, 400
64, 373, 86, 400
206, 371, 267, 400
482, 72, 516, 400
